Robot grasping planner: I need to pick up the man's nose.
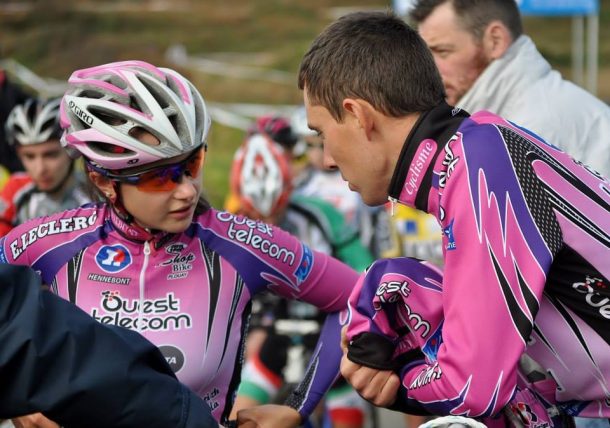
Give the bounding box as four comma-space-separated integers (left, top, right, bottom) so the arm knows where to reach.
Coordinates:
322, 148, 338, 170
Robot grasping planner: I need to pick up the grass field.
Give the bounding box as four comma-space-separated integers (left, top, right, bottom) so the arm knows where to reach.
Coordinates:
2, 0, 609, 206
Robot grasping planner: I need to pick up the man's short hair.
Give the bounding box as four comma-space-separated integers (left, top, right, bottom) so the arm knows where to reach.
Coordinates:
298, 11, 445, 121
410, 0, 523, 41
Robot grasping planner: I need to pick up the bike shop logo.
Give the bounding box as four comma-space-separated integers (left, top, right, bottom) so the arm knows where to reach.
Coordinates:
294, 244, 313, 285
91, 290, 192, 332
438, 137, 460, 189
95, 244, 132, 273
572, 275, 610, 319
160, 242, 195, 280
158, 345, 185, 373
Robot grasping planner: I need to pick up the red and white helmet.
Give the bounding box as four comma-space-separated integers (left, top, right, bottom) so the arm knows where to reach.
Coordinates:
231, 133, 292, 218
60, 60, 211, 170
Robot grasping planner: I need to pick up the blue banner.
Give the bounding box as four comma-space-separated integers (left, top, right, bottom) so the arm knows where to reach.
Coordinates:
517, 0, 599, 16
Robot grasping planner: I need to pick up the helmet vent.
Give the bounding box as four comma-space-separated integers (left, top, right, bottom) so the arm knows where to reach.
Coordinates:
137, 76, 170, 109
87, 141, 136, 157
81, 89, 106, 100
89, 107, 127, 126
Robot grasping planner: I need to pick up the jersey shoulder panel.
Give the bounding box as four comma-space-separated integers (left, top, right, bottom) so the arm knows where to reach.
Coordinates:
1, 204, 105, 265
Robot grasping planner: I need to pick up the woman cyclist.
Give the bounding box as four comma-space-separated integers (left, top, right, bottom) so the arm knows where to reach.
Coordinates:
0, 60, 358, 428
0, 98, 90, 236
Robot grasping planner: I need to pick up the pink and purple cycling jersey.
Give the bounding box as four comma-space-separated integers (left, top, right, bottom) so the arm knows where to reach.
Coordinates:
347, 104, 610, 422
0, 204, 356, 424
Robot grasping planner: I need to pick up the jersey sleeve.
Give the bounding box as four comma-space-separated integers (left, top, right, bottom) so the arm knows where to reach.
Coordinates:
263, 221, 356, 418
0, 264, 217, 428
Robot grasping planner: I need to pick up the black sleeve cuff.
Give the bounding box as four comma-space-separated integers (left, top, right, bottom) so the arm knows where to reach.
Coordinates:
347, 332, 397, 370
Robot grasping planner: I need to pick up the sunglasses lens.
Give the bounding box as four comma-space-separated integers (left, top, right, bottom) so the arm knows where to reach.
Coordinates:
186, 149, 205, 177
134, 148, 205, 192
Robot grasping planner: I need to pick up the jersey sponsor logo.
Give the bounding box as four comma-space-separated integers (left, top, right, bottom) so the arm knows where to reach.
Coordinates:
217, 211, 296, 265
91, 290, 192, 331
443, 219, 457, 251
202, 387, 220, 412
438, 136, 460, 189
95, 244, 132, 273
158, 345, 185, 373
422, 324, 443, 361
375, 275, 431, 339
159, 242, 195, 280
10, 213, 98, 259
572, 275, 610, 319
409, 362, 442, 389
374, 280, 411, 310
404, 139, 436, 196
87, 273, 131, 285
294, 244, 313, 285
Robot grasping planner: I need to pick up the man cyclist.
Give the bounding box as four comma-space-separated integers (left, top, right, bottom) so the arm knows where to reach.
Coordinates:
298, 11, 610, 426
0, 98, 90, 236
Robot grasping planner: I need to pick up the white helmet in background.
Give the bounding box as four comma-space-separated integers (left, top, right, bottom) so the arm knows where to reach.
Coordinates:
290, 105, 316, 138
60, 60, 211, 171
5, 98, 62, 146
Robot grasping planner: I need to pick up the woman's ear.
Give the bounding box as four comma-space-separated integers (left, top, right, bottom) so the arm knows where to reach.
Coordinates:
89, 171, 116, 202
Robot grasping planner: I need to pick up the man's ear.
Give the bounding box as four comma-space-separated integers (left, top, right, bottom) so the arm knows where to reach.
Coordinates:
342, 98, 375, 140
482, 20, 512, 60
88, 171, 116, 201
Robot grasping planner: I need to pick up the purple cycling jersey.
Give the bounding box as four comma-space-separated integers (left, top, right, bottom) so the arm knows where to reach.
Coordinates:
0, 204, 356, 424
347, 104, 610, 420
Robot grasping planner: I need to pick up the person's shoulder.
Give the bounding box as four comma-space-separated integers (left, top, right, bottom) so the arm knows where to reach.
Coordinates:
2, 173, 33, 192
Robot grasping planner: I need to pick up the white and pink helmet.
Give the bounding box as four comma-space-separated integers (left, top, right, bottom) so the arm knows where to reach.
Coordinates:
60, 60, 211, 171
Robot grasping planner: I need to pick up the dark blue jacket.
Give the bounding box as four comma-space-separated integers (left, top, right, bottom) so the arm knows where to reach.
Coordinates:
0, 264, 216, 427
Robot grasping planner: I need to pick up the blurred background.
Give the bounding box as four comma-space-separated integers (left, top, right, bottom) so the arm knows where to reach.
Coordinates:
1, 0, 609, 207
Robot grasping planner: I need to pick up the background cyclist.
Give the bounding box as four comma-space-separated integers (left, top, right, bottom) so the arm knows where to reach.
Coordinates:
0, 98, 90, 237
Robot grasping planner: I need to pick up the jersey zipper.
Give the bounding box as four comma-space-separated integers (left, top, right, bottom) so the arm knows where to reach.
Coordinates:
138, 240, 151, 332
388, 196, 399, 217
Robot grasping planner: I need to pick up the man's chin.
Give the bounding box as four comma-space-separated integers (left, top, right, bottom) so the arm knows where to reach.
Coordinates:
361, 192, 389, 207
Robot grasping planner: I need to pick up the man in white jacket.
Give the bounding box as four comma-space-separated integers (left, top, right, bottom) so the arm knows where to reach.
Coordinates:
409, 0, 610, 177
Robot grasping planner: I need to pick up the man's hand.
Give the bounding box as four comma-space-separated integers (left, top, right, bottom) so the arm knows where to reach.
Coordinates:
340, 326, 400, 407
12, 413, 60, 428
236, 404, 301, 428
